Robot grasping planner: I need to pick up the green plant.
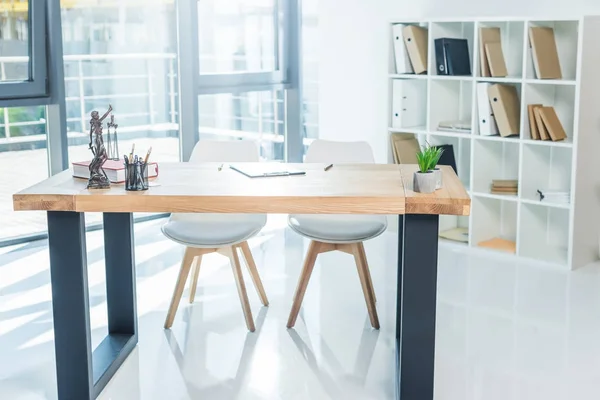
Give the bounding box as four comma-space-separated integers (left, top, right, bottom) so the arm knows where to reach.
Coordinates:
416, 143, 444, 173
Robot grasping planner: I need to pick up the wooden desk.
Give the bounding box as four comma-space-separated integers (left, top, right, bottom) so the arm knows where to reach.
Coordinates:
13, 163, 470, 400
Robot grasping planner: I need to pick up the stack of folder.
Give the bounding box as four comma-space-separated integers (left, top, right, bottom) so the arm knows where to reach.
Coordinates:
529, 27, 562, 79
434, 38, 471, 76
487, 84, 521, 137
479, 27, 508, 77
527, 104, 567, 141
491, 179, 518, 195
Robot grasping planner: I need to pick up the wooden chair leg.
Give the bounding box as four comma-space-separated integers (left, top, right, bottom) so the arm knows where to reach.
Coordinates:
287, 240, 320, 328
164, 247, 197, 329
352, 243, 380, 329
188, 255, 203, 304
238, 241, 269, 306
223, 246, 256, 332
357, 242, 376, 303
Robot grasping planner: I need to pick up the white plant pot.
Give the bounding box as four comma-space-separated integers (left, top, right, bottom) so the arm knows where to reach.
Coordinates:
432, 168, 443, 189
413, 171, 436, 193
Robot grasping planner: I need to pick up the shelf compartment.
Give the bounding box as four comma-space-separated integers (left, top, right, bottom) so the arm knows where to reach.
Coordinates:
476, 21, 526, 79
472, 196, 518, 253
522, 83, 575, 141
526, 20, 579, 81
390, 78, 428, 129
429, 79, 473, 133
472, 139, 519, 194
474, 82, 522, 137
425, 135, 471, 191
520, 144, 572, 206
429, 22, 475, 76
519, 203, 569, 264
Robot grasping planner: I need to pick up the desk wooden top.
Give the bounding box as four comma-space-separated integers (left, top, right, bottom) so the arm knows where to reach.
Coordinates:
13, 163, 470, 215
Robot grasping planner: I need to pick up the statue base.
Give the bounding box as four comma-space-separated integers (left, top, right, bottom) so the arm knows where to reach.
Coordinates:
87, 172, 111, 189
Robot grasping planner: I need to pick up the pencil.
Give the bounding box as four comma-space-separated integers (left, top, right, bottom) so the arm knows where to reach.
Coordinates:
324, 164, 333, 171
143, 146, 152, 164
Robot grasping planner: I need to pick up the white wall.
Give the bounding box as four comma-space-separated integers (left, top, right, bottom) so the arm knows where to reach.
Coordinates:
317, 0, 600, 162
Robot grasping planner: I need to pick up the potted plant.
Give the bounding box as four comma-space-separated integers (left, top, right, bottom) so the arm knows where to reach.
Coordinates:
414, 144, 444, 193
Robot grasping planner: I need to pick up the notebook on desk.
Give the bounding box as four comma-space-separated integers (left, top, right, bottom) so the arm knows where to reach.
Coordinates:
229, 164, 306, 178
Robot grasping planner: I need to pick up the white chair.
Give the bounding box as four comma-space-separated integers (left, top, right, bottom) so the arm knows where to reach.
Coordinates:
287, 140, 387, 329
162, 140, 268, 332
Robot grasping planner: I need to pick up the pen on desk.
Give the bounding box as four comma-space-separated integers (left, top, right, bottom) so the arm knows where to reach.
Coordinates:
143, 146, 152, 164
218, 163, 224, 171
324, 164, 333, 171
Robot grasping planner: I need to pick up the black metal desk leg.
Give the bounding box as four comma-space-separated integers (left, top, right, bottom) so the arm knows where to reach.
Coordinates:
47, 211, 94, 399
47, 212, 138, 400
396, 214, 439, 400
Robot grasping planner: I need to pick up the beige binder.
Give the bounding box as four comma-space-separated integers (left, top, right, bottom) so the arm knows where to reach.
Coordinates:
527, 104, 543, 140
487, 84, 520, 137
479, 27, 501, 77
485, 42, 508, 77
534, 107, 550, 140
539, 106, 567, 141
390, 132, 420, 164
403, 25, 428, 74
529, 27, 562, 79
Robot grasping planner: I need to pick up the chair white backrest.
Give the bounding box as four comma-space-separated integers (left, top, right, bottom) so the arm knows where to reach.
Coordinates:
189, 140, 259, 163
305, 140, 375, 164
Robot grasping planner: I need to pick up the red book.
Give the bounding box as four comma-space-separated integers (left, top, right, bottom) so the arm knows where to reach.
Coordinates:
72, 159, 159, 183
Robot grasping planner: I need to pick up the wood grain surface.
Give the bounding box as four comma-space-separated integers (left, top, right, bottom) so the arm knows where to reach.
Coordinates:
13, 163, 470, 215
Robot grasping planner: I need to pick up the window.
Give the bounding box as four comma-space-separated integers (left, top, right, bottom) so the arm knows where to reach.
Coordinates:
0, 106, 48, 241
199, 90, 285, 160
0, 0, 48, 98
60, 1, 180, 166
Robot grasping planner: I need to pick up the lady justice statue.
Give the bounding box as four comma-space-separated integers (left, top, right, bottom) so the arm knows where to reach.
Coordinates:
87, 104, 113, 189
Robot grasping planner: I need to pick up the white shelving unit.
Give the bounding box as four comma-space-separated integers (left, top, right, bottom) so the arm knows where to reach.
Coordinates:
387, 16, 600, 269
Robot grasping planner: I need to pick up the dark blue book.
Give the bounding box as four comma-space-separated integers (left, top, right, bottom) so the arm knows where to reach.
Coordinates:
434, 38, 471, 76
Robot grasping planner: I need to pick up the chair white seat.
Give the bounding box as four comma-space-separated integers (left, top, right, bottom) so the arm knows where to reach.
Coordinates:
288, 214, 387, 244
162, 214, 267, 248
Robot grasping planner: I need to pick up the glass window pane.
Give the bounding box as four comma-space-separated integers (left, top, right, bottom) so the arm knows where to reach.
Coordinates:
0, 106, 48, 241
0, 0, 31, 82
302, 0, 319, 154
199, 90, 284, 160
198, 0, 277, 74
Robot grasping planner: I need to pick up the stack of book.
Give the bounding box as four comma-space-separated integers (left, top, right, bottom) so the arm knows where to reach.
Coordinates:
527, 104, 567, 141
529, 26, 562, 79
491, 179, 518, 195
479, 27, 508, 78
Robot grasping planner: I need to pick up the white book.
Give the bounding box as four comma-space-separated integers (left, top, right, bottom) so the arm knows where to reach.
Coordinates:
391, 79, 426, 129
392, 24, 414, 74
476, 83, 499, 136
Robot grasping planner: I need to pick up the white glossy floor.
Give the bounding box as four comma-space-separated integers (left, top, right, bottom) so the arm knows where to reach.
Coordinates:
1, 216, 600, 399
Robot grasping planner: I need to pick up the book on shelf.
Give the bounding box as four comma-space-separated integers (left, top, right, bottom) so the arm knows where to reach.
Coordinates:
529, 26, 562, 79
485, 42, 508, 77
527, 104, 543, 140
390, 132, 420, 164
392, 24, 414, 74
437, 144, 458, 174
479, 27, 501, 77
434, 38, 471, 76
488, 84, 520, 137
533, 107, 550, 140
437, 120, 471, 133
538, 106, 567, 141
402, 25, 428, 74
72, 159, 159, 183
491, 179, 518, 195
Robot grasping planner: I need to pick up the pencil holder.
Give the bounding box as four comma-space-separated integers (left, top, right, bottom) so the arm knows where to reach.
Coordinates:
125, 162, 149, 191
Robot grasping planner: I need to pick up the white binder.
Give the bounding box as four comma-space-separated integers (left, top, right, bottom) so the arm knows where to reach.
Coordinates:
392, 24, 414, 74
476, 82, 499, 136
391, 79, 426, 129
